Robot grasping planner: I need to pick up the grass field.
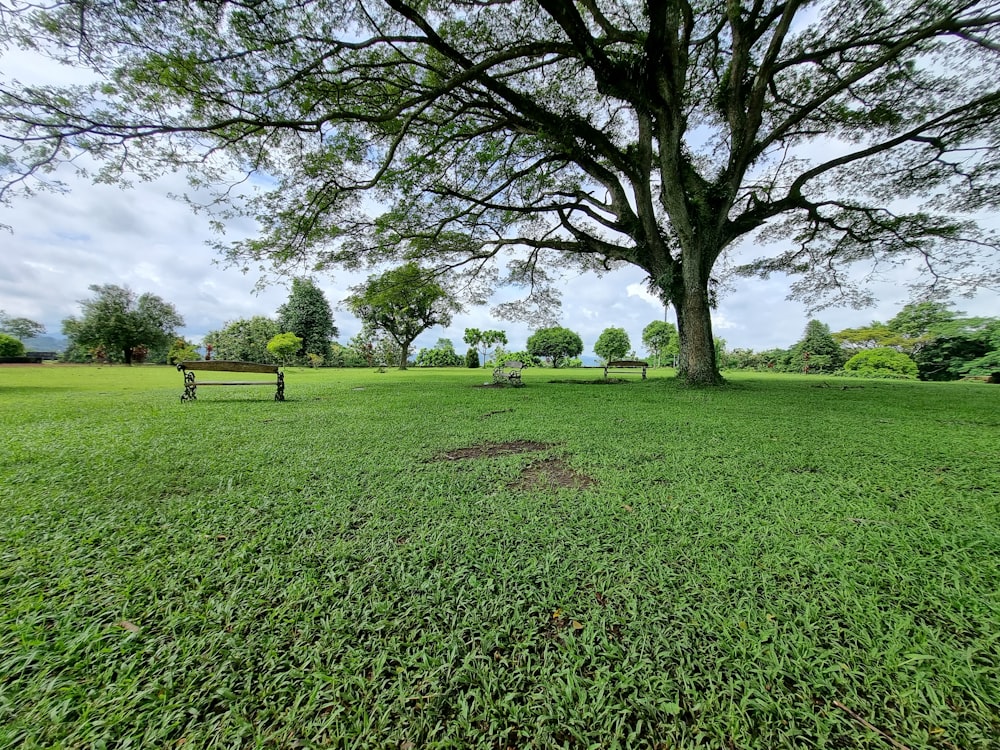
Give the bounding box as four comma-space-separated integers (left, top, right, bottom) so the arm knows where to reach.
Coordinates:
1, 364, 998, 749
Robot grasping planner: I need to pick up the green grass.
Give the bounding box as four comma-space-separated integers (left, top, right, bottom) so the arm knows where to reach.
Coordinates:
1, 364, 998, 749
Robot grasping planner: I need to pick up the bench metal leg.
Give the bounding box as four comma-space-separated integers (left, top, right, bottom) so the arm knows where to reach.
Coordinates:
181, 372, 197, 401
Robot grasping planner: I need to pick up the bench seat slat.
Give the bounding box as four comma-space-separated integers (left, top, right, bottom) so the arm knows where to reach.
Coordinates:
178, 360, 279, 374
178, 361, 285, 401
187, 380, 278, 386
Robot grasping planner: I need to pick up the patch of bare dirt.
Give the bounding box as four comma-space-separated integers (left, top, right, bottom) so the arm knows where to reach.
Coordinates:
434, 440, 552, 461
508, 457, 596, 491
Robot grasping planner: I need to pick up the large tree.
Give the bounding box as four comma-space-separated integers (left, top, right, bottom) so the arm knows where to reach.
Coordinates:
62, 284, 183, 365
277, 278, 338, 363
2, 1, 999, 384
345, 263, 460, 369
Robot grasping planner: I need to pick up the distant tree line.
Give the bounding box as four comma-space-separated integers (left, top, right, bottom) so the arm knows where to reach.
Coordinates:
47, 272, 996, 382
717, 302, 999, 381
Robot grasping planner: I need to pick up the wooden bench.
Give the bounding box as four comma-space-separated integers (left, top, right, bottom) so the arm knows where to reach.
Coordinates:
177, 361, 285, 401
604, 359, 648, 379
493, 360, 524, 386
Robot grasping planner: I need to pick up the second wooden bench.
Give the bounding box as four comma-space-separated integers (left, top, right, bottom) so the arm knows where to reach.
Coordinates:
603, 359, 648, 379
177, 360, 285, 401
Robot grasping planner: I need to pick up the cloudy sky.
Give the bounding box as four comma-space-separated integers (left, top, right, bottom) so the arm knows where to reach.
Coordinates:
5, 167, 993, 361
1, 47, 994, 360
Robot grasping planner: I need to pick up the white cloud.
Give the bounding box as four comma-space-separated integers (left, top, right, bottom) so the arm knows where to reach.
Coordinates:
626, 282, 662, 308
711, 312, 742, 330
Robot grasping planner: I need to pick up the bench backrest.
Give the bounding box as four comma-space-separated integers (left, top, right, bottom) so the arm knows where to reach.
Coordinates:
503, 360, 524, 369
178, 360, 279, 374
607, 360, 648, 368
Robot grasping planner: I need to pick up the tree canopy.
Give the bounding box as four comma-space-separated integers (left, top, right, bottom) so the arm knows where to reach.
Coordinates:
2, 0, 998, 384
344, 262, 460, 369
0, 311, 46, 341
789, 319, 844, 373
594, 327, 631, 363
642, 320, 680, 368
62, 284, 183, 365
0, 333, 26, 358
527, 326, 584, 367
267, 332, 304, 365
843, 347, 918, 379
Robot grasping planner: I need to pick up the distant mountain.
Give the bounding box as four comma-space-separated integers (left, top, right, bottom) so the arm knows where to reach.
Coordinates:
24, 335, 68, 352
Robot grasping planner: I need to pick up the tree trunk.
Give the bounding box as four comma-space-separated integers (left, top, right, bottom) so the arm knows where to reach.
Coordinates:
123, 347, 133, 366
668, 258, 724, 386
398, 339, 412, 370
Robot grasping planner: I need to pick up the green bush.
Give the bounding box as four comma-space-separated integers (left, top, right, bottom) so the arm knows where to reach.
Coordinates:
267, 332, 303, 364
415, 347, 463, 367
0, 333, 26, 357
167, 338, 200, 365
465, 348, 479, 368
841, 347, 918, 379
485, 350, 538, 368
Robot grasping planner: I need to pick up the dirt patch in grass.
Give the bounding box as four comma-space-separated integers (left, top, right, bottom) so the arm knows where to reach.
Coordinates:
434, 440, 552, 461
508, 457, 596, 491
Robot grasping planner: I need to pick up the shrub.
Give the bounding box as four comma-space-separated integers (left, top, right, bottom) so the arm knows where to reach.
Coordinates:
267, 332, 303, 364
842, 347, 918, 379
167, 338, 200, 365
0, 333, 26, 357
415, 347, 462, 367
465, 348, 479, 368
486, 350, 538, 368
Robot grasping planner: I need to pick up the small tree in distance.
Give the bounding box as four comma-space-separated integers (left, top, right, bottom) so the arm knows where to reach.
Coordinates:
463, 328, 507, 367
642, 321, 679, 368
527, 327, 584, 369
167, 338, 200, 365
345, 263, 460, 370
0, 311, 46, 341
790, 320, 844, 374
277, 278, 338, 364
843, 348, 918, 379
594, 327, 631, 364
267, 332, 302, 365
